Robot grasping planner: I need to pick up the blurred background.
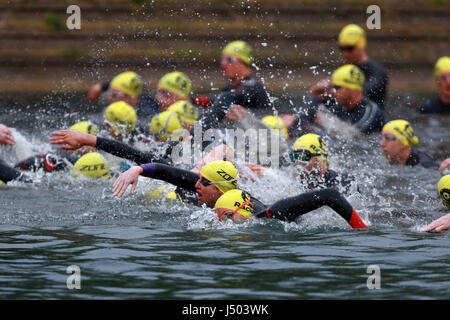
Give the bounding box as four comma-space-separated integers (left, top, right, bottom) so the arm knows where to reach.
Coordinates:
0, 0, 449, 97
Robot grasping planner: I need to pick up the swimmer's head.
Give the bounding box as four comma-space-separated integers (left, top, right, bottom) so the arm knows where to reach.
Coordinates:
149, 110, 185, 142
157, 71, 191, 100
104, 101, 137, 136
338, 24, 366, 48
438, 175, 450, 209
222, 40, 254, 66
70, 121, 98, 135
167, 100, 199, 125
72, 152, 110, 179
214, 189, 254, 221
331, 64, 365, 91
290, 133, 328, 164
434, 56, 450, 78
198, 160, 238, 194
261, 115, 288, 139
382, 120, 419, 147
110, 71, 143, 98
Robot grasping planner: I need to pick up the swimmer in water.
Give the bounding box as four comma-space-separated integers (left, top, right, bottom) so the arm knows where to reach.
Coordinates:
287, 133, 354, 193
301, 64, 385, 135
379, 119, 438, 169
111, 160, 368, 228
417, 56, 450, 114
421, 175, 450, 232
199, 40, 272, 131
309, 24, 388, 109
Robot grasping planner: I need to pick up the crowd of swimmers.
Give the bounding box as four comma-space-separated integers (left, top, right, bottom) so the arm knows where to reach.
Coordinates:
1, 24, 449, 232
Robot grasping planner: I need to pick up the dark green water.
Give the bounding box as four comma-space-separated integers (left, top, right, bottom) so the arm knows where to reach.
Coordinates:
0, 92, 449, 299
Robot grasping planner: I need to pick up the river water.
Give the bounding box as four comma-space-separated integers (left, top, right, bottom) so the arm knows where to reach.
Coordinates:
0, 92, 449, 300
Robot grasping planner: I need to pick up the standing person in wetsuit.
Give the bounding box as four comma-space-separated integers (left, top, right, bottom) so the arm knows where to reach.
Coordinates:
309, 24, 388, 109
200, 40, 272, 131
421, 175, 450, 232
300, 64, 385, 135
379, 119, 438, 169
111, 160, 368, 228
417, 56, 450, 114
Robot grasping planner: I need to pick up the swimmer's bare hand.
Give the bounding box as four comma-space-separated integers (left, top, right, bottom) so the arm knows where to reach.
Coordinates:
309, 78, 332, 101
421, 213, 450, 232
226, 104, 247, 121
51, 130, 97, 151
0, 124, 15, 145
112, 166, 143, 198
87, 83, 102, 102
439, 158, 450, 172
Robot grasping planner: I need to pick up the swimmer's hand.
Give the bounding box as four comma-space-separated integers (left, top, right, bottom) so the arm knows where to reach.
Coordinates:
112, 165, 143, 198
87, 83, 102, 102
51, 130, 97, 151
439, 158, 450, 172
225, 104, 247, 121
309, 78, 332, 101
421, 213, 450, 233
0, 124, 15, 145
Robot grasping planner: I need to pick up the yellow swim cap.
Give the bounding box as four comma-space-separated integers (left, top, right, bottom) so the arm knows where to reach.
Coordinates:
292, 133, 328, 163
222, 40, 254, 66
104, 101, 137, 134
382, 120, 419, 147
331, 64, 365, 91
261, 115, 288, 139
149, 110, 185, 142
167, 100, 199, 125
214, 189, 254, 220
434, 56, 450, 78
110, 71, 143, 98
70, 121, 98, 135
338, 24, 366, 48
72, 152, 110, 179
438, 175, 450, 209
157, 72, 191, 99
0, 179, 5, 185
199, 160, 238, 194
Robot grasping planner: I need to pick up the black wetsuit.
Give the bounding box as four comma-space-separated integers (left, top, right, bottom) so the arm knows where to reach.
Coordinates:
405, 150, 438, 169
302, 169, 354, 194
139, 163, 367, 228
0, 158, 32, 183
417, 97, 450, 114
300, 97, 385, 135
201, 74, 272, 131
358, 59, 388, 109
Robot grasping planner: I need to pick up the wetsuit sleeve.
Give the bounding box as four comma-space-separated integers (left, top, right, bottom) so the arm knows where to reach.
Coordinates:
234, 78, 272, 110
140, 163, 199, 192
200, 91, 235, 131
101, 81, 110, 92
96, 137, 170, 165
362, 64, 388, 108
0, 159, 32, 183
354, 100, 385, 134
255, 188, 368, 228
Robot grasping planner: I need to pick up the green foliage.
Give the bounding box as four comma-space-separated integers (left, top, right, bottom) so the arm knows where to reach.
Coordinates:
62, 48, 87, 58
44, 13, 66, 31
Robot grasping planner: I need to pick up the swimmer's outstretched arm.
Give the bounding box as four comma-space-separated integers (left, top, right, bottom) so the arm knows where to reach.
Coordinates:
439, 158, 450, 172
112, 163, 199, 198
0, 159, 32, 183
51, 130, 168, 165
421, 213, 450, 233
255, 188, 368, 229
